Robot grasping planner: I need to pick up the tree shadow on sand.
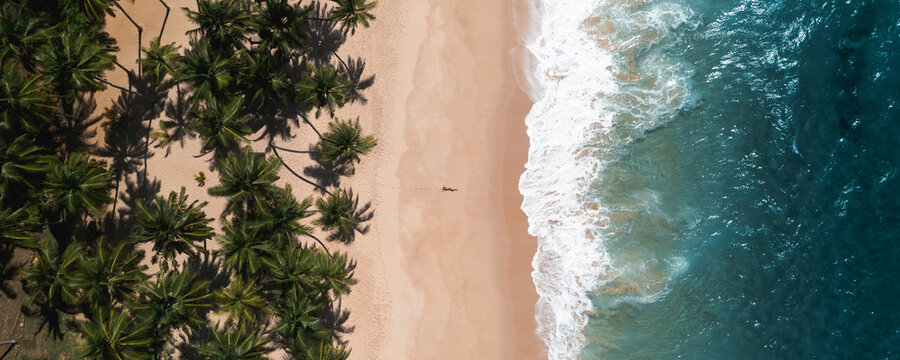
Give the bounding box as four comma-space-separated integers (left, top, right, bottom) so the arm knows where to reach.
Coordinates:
106, 174, 162, 242
325, 191, 373, 244
160, 86, 196, 155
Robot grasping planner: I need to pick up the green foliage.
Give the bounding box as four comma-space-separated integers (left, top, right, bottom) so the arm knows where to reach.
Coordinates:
79, 306, 153, 360
187, 96, 251, 159
0, 207, 38, 249
251, 0, 310, 57
0, 3, 52, 70
263, 242, 317, 293
316, 117, 377, 175
195, 171, 207, 187
252, 185, 313, 248
314, 189, 358, 237
216, 220, 272, 281
138, 37, 182, 85
0, 64, 55, 133
42, 152, 114, 219
296, 342, 351, 360
312, 251, 356, 296
177, 37, 238, 101
0, 135, 51, 201
133, 187, 214, 272
22, 240, 83, 309
295, 64, 354, 118
208, 147, 281, 217
194, 322, 271, 359
185, 0, 253, 51
62, 0, 116, 23
214, 278, 267, 325
330, 0, 377, 35
36, 23, 116, 101
237, 50, 290, 110
130, 267, 212, 344
74, 238, 147, 306
271, 289, 329, 351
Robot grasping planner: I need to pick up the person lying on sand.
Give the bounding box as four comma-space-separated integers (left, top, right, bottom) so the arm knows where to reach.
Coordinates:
442, 186, 459, 192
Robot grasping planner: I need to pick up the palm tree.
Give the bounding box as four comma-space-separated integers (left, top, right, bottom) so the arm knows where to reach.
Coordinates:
184, 0, 252, 51
0, 135, 50, 202
187, 96, 251, 159
194, 322, 270, 359
74, 238, 147, 307
237, 50, 290, 110
252, 185, 313, 249
138, 37, 182, 85
42, 152, 114, 220
315, 117, 376, 175
251, 0, 310, 57
313, 189, 358, 237
61, 0, 116, 23
0, 64, 55, 133
262, 241, 317, 293
271, 290, 330, 351
295, 64, 354, 118
214, 278, 267, 325
35, 24, 116, 103
177, 37, 238, 101
79, 306, 153, 360
208, 147, 281, 217
21, 240, 84, 310
311, 250, 356, 296
130, 267, 211, 353
329, 0, 377, 35
0, 207, 38, 249
296, 342, 351, 360
132, 187, 214, 273
216, 220, 273, 281
0, 3, 51, 71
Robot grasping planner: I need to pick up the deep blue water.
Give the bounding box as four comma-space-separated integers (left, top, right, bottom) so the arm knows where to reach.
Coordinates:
582, 0, 900, 358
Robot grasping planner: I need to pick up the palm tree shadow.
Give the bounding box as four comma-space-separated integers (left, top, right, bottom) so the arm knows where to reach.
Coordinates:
108, 174, 162, 242
303, 150, 342, 193
321, 295, 354, 346
327, 195, 373, 244
304, 2, 346, 66
0, 246, 23, 299
161, 86, 195, 154
346, 57, 374, 103
183, 255, 231, 319
51, 93, 102, 155
175, 325, 213, 359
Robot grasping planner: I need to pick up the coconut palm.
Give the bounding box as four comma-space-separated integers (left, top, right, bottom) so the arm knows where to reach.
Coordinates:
262, 241, 317, 293
74, 238, 147, 307
187, 96, 251, 159
271, 290, 330, 351
251, 0, 310, 57
61, 0, 116, 23
295, 64, 354, 118
0, 207, 38, 249
208, 147, 281, 216
252, 185, 313, 249
296, 342, 351, 360
132, 187, 214, 273
42, 152, 114, 219
237, 50, 290, 110
130, 267, 211, 352
0, 64, 55, 133
138, 37, 182, 85
79, 306, 153, 360
0, 135, 50, 201
216, 220, 273, 281
0, 3, 52, 70
316, 117, 376, 175
214, 278, 267, 325
311, 250, 356, 296
21, 240, 84, 310
329, 0, 377, 35
177, 37, 238, 101
194, 322, 270, 359
184, 0, 252, 51
36, 24, 116, 102
313, 189, 358, 237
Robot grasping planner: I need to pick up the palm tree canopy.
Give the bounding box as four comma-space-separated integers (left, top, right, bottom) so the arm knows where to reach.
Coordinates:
73, 238, 147, 306
184, 0, 252, 51
329, 0, 377, 35
187, 95, 251, 159
214, 278, 268, 325
138, 37, 182, 85
130, 266, 212, 337
42, 152, 114, 218
271, 290, 330, 351
79, 306, 153, 360
297, 342, 351, 360
251, 0, 310, 57
295, 64, 354, 118
0, 135, 51, 200
312, 250, 356, 296
208, 147, 281, 217
316, 117, 377, 174
62, 0, 116, 23
0, 64, 55, 133
36, 24, 116, 100
177, 37, 238, 101
313, 189, 358, 237
216, 220, 273, 280
22, 240, 84, 308
0, 207, 38, 249
262, 241, 317, 293
133, 187, 214, 270
237, 50, 290, 110
251, 185, 313, 249
0, 3, 52, 70
194, 322, 271, 359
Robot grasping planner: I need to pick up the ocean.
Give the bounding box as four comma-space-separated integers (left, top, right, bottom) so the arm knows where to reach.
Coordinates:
517, 0, 900, 358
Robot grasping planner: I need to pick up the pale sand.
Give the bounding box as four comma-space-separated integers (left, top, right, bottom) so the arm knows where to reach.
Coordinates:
98, 0, 541, 358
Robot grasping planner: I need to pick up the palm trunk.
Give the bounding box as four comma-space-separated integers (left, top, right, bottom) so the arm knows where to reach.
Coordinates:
112, 174, 121, 219
300, 114, 323, 139
157, 0, 170, 40
331, 50, 349, 73
269, 142, 313, 154
307, 234, 330, 255
269, 145, 332, 195
113, 2, 143, 73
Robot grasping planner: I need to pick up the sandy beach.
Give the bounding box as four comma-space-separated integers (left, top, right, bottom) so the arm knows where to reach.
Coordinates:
97, 0, 541, 358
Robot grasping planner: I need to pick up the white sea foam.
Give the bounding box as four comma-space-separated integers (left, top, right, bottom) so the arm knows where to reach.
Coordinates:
515, 1, 696, 358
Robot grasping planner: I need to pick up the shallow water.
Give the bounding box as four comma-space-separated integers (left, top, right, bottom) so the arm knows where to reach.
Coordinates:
519, 0, 900, 358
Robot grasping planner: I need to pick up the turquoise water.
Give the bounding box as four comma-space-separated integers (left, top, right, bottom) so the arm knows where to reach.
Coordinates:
574, 0, 900, 358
